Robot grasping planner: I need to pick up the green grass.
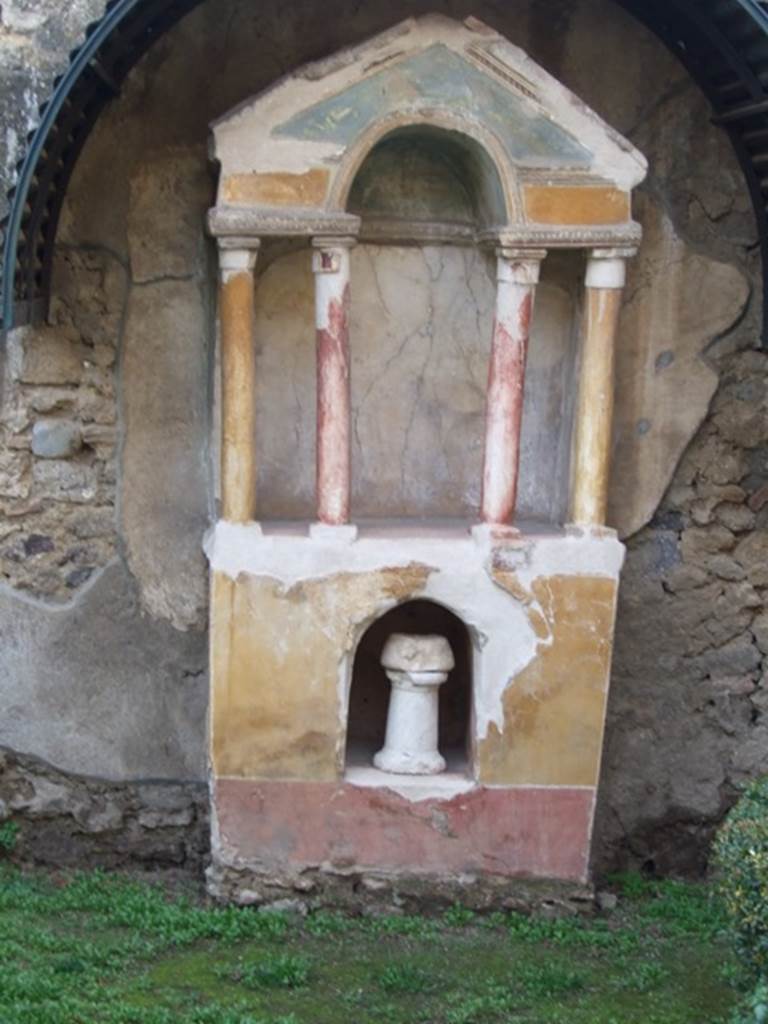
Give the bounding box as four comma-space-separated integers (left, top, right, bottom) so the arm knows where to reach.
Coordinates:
0, 866, 745, 1023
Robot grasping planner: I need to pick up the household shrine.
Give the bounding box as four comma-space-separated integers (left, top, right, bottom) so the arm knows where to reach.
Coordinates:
204, 14, 647, 898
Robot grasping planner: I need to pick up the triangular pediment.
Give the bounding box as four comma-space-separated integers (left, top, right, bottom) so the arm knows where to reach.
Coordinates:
209, 15, 646, 242
273, 43, 593, 171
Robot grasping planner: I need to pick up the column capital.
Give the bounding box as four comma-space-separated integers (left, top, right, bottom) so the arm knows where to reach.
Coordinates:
311, 236, 356, 275
496, 247, 547, 285
218, 240, 260, 278
585, 246, 637, 289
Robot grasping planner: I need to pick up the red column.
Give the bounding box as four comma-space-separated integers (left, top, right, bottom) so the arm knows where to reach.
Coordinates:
480, 248, 545, 527
312, 237, 355, 525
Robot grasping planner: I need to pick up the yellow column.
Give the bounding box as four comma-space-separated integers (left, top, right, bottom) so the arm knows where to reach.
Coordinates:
570, 248, 633, 526
218, 243, 259, 522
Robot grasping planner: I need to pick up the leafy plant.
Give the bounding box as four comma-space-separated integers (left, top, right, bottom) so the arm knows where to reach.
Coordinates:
444, 982, 517, 1023
513, 961, 586, 998
611, 960, 668, 993
712, 775, 768, 977
0, 820, 19, 853
378, 962, 435, 994
303, 910, 351, 936
230, 952, 311, 989
443, 903, 476, 927
731, 979, 768, 1024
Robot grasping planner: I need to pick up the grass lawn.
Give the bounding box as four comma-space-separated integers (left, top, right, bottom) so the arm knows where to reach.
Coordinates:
0, 867, 743, 1024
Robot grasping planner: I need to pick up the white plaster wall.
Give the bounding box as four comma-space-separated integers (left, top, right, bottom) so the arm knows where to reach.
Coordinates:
253, 244, 579, 523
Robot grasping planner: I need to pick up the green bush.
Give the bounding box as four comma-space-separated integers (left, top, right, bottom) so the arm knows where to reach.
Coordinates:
712, 775, 768, 978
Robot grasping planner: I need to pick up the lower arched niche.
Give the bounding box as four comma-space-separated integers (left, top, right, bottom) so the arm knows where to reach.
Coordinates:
345, 598, 472, 776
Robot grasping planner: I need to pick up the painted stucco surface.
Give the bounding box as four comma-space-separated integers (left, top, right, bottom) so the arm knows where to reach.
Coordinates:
214, 778, 595, 882
274, 43, 592, 168
211, 13, 645, 204
480, 574, 618, 786
207, 526, 622, 790
207, 526, 618, 882
253, 245, 579, 522
210, 564, 431, 781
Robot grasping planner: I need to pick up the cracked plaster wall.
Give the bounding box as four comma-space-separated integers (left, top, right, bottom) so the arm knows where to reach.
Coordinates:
0, 0, 765, 873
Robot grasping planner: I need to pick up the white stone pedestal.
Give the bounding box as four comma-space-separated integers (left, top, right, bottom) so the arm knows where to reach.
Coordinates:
374, 633, 454, 775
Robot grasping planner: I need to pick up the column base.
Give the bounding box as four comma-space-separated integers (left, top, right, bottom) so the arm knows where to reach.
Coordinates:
309, 522, 358, 543
373, 746, 447, 776
471, 522, 523, 546
564, 522, 618, 540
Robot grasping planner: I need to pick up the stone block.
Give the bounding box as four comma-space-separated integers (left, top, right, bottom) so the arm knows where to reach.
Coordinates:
234, 889, 262, 907
0, 450, 31, 499
136, 783, 194, 812
731, 728, 768, 775
752, 684, 768, 716
663, 564, 710, 592
70, 508, 115, 540
50, 247, 128, 349
9, 777, 86, 818
703, 554, 746, 582
32, 460, 97, 503
735, 531, 768, 587
81, 424, 117, 449
713, 369, 768, 449
681, 525, 736, 560
77, 388, 117, 425
752, 613, 768, 655
698, 483, 747, 503
137, 807, 194, 829
31, 418, 82, 459
19, 326, 85, 385
73, 801, 125, 834
679, 433, 748, 488
714, 502, 756, 533
28, 388, 78, 414
692, 636, 762, 677
707, 675, 756, 697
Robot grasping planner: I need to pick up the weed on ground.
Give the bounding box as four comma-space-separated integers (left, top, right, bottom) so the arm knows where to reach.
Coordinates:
0, 867, 742, 1023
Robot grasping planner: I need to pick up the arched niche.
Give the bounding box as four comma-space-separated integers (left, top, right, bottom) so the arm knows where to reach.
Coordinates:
345, 598, 472, 775
345, 123, 509, 240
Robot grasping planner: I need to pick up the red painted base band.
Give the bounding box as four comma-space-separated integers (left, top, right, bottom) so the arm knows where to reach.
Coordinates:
213, 778, 595, 883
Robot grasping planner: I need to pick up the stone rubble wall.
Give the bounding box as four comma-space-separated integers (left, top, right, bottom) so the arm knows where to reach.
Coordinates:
594, 348, 768, 874
0, 746, 208, 871
0, 249, 125, 598
0, 0, 765, 879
